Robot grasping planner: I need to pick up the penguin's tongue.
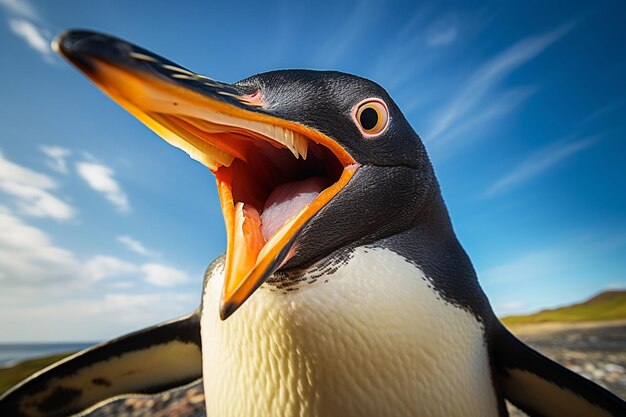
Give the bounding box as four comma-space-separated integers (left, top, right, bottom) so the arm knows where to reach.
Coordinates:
229, 177, 325, 281
260, 177, 326, 242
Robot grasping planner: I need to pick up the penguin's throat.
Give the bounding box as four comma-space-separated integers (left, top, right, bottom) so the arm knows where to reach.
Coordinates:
260, 177, 326, 241
215, 137, 346, 273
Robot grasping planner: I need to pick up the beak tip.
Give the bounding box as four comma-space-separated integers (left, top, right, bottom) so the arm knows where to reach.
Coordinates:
220, 301, 238, 321
52, 29, 102, 73
51, 34, 63, 55
52, 29, 127, 74
52, 29, 89, 57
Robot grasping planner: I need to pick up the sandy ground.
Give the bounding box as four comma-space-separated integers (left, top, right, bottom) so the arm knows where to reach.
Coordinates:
506, 319, 626, 337
85, 321, 625, 417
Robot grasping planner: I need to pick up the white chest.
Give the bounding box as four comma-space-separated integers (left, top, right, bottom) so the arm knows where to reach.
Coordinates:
200, 247, 499, 417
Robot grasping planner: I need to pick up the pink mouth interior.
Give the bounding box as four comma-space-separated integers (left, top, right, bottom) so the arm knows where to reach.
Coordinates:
260, 177, 326, 241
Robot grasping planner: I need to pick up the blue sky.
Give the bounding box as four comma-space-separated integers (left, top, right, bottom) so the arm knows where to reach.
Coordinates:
0, 0, 624, 342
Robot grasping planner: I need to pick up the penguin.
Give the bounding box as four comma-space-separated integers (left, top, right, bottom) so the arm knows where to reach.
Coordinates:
0, 30, 623, 417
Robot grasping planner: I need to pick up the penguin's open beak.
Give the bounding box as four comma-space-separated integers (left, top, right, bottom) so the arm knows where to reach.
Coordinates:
54, 31, 358, 319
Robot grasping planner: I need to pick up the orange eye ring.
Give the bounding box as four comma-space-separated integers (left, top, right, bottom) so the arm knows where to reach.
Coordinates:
353, 98, 389, 138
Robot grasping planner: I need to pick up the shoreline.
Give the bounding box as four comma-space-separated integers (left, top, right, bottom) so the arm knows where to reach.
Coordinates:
504, 319, 626, 336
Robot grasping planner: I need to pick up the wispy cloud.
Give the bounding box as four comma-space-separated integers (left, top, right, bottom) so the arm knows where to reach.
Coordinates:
482, 230, 626, 286
0, 0, 39, 21
86, 257, 191, 287
432, 85, 536, 147
580, 99, 626, 126
313, 0, 380, 68
426, 27, 457, 47
8, 18, 54, 64
484, 135, 598, 197
481, 229, 626, 316
480, 249, 563, 284
117, 235, 160, 258
84, 255, 138, 281
369, 6, 437, 91
0, 150, 75, 220
0, 291, 196, 341
496, 300, 526, 314
40, 145, 71, 174
141, 263, 189, 287
76, 161, 130, 213
603, 282, 626, 291
425, 14, 458, 48
427, 23, 574, 143
0, 205, 80, 289
0, 207, 190, 297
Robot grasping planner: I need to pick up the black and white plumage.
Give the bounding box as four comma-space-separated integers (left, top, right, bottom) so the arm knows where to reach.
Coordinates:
0, 30, 623, 417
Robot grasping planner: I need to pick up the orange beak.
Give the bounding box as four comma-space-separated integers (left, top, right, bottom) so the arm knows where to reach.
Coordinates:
54, 31, 358, 319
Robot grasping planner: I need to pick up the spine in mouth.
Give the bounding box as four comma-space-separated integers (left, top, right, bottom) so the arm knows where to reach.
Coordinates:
259, 177, 327, 242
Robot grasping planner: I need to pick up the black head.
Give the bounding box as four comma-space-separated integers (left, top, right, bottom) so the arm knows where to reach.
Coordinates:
229, 70, 438, 268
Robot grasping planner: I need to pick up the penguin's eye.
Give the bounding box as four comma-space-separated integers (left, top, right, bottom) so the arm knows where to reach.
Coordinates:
353, 98, 389, 137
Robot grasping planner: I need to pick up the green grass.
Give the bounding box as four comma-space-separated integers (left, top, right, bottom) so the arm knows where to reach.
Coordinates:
0, 352, 74, 396
501, 290, 626, 326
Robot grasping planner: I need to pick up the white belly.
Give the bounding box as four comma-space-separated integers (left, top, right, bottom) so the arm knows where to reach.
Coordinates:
201, 246, 499, 417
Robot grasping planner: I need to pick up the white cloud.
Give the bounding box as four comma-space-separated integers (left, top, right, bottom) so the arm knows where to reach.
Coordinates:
76, 161, 130, 213
0, 150, 75, 220
484, 135, 598, 197
0, 201, 187, 291
0, 0, 39, 21
498, 301, 525, 310
496, 301, 526, 314
109, 281, 136, 289
8, 18, 54, 63
141, 263, 189, 287
117, 235, 160, 258
0, 205, 195, 341
0, 208, 138, 293
84, 258, 190, 287
0, 205, 81, 289
428, 23, 573, 142
0, 292, 196, 342
40, 145, 71, 173
84, 255, 189, 288
603, 282, 626, 291
0, 150, 54, 188
0, 181, 75, 219
84, 255, 138, 281
0, 215, 193, 336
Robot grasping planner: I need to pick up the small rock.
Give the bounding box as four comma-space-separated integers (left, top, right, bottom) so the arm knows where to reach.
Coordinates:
568, 365, 582, 373
132, 399, 145, 410
606, 372, 621, 383
584, 363, 596, 372
190, 393, 205, 404
592, 369, 606, 379
604, 363, 625, 373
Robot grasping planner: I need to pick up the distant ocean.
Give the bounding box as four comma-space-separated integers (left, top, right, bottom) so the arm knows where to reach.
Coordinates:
0, 343, 94, 368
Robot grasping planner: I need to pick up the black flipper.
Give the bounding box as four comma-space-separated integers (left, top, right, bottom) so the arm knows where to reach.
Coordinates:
0, 312, 202, 417
491, 322, 625, 417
